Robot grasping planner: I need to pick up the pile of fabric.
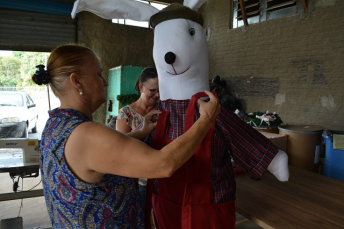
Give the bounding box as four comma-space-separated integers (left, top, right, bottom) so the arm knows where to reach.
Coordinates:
235, 110, 283, 128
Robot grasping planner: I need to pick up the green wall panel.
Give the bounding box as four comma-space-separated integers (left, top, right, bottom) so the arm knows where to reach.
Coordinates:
106, 66, 144, 122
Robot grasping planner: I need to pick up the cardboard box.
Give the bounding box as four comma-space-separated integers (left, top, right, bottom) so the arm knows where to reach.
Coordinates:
279, 125, 324, 173
260, 132, 287, 152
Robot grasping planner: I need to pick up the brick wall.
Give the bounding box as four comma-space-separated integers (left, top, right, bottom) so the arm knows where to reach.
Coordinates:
202, 0, 344, 130
77, 12, 155, 123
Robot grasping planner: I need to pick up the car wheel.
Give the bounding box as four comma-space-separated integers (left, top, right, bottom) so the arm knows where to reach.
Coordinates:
21, 124, 28, 138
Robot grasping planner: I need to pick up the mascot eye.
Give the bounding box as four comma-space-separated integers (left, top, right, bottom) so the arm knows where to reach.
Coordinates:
189, 28, 196, 36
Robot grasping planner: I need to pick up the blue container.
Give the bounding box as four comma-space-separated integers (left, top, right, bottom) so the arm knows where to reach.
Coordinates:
323, 130, 344, 181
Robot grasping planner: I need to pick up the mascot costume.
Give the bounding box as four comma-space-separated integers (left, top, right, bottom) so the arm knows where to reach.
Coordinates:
72, 1, 289, 228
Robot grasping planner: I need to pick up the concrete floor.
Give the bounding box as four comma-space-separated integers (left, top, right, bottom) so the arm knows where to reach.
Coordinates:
0, 169, 51, 228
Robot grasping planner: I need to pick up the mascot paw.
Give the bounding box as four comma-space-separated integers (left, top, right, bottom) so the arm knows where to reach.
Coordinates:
267, 150, 289, 182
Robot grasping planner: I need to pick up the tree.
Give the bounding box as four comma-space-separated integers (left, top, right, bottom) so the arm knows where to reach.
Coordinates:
0, 56, 21, 86
0, 51, 50, 87
13, 51, 49, 86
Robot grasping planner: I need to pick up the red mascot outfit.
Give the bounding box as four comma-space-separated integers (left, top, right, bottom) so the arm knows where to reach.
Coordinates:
144, 93, 278, 229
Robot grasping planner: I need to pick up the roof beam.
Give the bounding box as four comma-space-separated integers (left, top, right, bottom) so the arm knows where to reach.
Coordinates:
143, 0, 183, 4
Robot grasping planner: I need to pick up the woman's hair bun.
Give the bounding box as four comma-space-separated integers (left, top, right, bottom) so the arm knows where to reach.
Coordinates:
33, 64, 50, 85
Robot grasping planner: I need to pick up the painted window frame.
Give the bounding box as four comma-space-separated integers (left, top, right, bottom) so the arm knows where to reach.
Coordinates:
232, 0, 306, 28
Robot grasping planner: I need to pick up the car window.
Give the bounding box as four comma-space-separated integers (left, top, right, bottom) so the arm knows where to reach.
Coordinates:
0, 93, 24, 107
27, 95, 35, 105
26, 95, 31, 107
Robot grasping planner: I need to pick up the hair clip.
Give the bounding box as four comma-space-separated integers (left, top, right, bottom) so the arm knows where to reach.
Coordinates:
35, 64, 50, 85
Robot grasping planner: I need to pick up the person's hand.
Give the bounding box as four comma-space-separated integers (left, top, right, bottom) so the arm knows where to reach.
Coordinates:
141, 110, 162, 135
197, 90, 221, 124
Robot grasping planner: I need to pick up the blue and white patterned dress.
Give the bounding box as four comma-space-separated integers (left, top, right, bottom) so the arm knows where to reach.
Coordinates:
40, 108, 144, 229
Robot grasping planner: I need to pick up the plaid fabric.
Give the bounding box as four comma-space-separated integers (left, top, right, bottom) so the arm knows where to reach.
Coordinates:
145, 99, 278, 203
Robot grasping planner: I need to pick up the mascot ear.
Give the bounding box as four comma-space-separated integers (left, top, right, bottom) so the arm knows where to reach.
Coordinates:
183, 0, 207, 10
71, 0, 159, 21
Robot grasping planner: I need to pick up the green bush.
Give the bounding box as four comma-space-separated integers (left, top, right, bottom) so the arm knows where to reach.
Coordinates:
116, 94, 140, 105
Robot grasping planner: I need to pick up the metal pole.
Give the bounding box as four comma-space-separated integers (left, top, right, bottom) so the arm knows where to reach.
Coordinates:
46, 85, 51, 111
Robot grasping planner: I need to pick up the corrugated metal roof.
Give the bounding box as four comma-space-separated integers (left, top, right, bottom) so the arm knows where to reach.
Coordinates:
0, 8, 76, 52
0, 0, 73, 16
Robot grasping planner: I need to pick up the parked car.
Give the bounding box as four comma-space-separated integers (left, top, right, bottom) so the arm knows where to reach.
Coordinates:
0, 92, 38, 138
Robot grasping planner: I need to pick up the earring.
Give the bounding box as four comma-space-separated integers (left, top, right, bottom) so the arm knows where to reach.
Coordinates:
79, 89, 83, 95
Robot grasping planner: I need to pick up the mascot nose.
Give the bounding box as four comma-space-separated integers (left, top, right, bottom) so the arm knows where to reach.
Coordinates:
165, 52, 176, 64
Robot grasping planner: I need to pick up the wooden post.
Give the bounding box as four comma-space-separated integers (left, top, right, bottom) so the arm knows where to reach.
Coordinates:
239, 0, 248, 26
302, 0, 308, 13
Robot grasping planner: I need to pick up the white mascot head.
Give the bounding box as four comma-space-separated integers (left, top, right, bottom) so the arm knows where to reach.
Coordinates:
150, 3, 209, 100
71, 0, 209, 101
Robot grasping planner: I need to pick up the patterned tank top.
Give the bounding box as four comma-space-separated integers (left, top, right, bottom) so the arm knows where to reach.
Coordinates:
40, 108, 144, 228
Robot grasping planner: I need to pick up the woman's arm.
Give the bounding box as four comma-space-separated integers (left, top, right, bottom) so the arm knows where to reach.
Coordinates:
125, 110, 160, 139
116, 110, 159, 139
116, 108, 160, 139
65, 91, 220, 183
115, 119, 131, 133
115, 106, 132, 133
